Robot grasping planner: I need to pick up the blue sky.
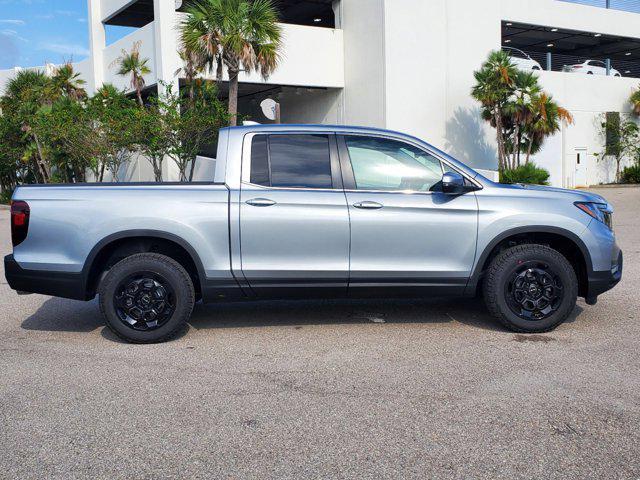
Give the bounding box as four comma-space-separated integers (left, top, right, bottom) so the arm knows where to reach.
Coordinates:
0, 0, 127, 69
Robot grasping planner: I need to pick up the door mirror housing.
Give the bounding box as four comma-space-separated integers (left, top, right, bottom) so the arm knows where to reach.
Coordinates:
441, 171, 466, 195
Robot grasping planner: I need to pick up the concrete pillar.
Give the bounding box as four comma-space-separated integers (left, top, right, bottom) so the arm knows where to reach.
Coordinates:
87, 0, 105, 94
153, 0, 180, 96
153, 0, 181, 181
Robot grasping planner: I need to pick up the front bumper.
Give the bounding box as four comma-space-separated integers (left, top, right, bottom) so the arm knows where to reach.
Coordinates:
587, 250, 623, 299
4, 254, 88, 300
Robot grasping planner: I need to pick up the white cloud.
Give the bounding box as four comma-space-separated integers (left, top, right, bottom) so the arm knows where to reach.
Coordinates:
1, 28, 27, 42
0, 19, 26, 25
39, 42, 89, 57
54, 10, 76, 16
77, 18, 86, 23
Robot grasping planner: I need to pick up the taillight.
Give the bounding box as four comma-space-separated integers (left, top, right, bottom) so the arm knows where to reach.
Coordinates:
11, 200, 30, 247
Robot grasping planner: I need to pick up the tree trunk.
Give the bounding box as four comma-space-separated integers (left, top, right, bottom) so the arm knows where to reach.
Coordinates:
494, 109, 506, 171
511, 123, 520, 169
136, 87, 144, 106
228, 68, 239, 127
216, 56, 223, 83
98, 162, 106, 182
153, 156, 163, 182
179, 162, 188, 182
188, 156, 198, 182
32, 133, 50, 183
525, 136, 535, 165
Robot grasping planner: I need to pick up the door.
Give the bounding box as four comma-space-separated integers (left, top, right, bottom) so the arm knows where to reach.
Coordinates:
338, 134, 479, 296
239, 132, 350, 296
574, 147, 588, 187
588, 61, 606, 75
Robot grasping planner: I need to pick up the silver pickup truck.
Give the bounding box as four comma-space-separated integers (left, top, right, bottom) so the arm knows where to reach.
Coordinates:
5, 125, 622, 343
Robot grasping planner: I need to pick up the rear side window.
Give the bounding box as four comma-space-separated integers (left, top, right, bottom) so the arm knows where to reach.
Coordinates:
250, 135, 270, 185
250, 134, 333, 189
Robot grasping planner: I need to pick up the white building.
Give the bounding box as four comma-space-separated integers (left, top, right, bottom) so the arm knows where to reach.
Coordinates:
2, 0, 639, 186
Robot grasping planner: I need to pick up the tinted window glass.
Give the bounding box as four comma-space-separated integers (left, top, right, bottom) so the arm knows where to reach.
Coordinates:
250, 135, 270, 186
268, 135, 332, 189
345, 136, 443, 191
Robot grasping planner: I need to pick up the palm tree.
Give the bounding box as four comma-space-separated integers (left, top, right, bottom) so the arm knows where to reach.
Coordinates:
180, 0, 282, 126
506, 70, 541, 169
110, 41, 151, 106
472, 50, 518, 171
175, 49, 205, 102
631, 86, 640, 116
524, 93, 574, 165
51, 62, 86, 101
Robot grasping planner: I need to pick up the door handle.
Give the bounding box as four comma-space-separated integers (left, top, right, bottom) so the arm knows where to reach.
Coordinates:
353, 201, 383, 210
246, 198, 276, 207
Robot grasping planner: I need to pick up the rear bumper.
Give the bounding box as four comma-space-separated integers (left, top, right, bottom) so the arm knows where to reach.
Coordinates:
587, 250, 623, 299
4, 254, 88, 300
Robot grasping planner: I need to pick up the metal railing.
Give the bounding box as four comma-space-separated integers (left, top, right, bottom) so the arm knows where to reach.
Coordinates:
558, 0, 640, 13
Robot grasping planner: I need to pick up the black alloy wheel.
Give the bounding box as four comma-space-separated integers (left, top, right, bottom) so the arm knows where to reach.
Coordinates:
99, 253, 195, 343
114, 272, 176, 331
483, 244, 578, 333
505, 262, 564, 321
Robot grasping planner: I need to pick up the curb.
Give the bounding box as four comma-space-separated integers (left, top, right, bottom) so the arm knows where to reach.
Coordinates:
582, 184, 640, 189
0, 204, 9, 210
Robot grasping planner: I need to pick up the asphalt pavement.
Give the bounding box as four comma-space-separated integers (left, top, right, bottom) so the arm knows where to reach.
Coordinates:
0, 187, 639, 479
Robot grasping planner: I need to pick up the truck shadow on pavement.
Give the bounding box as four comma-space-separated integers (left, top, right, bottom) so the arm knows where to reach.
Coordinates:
20, 295, 583, 342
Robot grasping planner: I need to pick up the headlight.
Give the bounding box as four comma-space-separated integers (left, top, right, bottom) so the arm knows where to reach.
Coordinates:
575, 202, 613, 230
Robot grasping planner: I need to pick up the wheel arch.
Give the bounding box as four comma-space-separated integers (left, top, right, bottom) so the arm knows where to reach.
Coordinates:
467, 226, 592, 297
81, 230, 207, 299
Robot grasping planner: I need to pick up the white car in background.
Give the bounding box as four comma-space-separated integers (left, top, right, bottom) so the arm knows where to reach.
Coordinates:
563, 60, 622, 77
503, 46, 543, 71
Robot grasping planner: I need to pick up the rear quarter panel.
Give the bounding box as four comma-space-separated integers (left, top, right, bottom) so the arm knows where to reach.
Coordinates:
12, 184, 230, 280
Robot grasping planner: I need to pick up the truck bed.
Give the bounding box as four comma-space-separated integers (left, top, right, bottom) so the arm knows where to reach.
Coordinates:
11, 183, 232, 281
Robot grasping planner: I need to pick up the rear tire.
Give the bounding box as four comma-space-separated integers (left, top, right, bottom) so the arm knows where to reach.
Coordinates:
99, 253, 195, 343
483, 244, 577, 333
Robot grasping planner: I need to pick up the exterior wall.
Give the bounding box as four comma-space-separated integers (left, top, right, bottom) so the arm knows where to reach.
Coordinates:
377, 0, 639, 186
98, 21, 345, 92
102, 22, 157, 92
536, 72, 639, 187
382, 0, 501, 172
339, 0, 386, 127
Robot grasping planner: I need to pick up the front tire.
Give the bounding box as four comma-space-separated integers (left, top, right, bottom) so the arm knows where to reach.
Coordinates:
99, 253, 195, 343
483, 244, 577, 333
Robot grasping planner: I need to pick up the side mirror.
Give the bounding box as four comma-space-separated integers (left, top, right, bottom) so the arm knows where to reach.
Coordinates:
441, 171, 466, 195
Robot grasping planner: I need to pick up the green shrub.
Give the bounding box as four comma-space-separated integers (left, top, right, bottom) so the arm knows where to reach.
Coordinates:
500, 163, 550, 185
621, 164, 640, 184
0, 189, 13, 205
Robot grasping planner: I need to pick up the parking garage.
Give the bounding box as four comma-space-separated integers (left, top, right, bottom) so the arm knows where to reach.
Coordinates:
502, 21, 640, 78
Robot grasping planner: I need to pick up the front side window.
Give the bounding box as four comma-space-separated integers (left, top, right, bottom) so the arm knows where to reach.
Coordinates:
344, 136, 444, 192
250, 134, 333, 189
